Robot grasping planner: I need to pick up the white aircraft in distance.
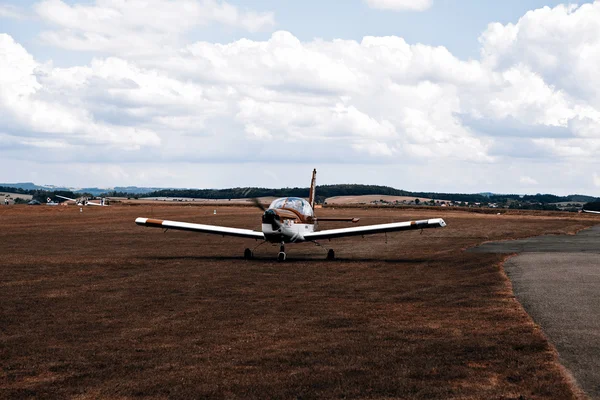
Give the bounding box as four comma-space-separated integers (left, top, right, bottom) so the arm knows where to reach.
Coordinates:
56, 195, 109, 206
135, 169, 447, 261
46, 197, 59, 206
583, 209, 600, 214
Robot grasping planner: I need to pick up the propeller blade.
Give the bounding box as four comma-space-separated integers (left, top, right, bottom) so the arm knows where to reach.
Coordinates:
252, 198, 267, 212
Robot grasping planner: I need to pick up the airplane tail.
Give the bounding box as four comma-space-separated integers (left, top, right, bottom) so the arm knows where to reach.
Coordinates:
308, 169, 317, 208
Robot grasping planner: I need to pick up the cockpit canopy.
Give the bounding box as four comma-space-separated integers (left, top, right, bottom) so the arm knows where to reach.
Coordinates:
269, 197, 314, 217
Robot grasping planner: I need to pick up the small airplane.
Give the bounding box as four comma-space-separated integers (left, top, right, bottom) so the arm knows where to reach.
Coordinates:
46, 197, 59, 206
27, 198, 59, 206
135, 169, 447, 261
56, 195, 109, 206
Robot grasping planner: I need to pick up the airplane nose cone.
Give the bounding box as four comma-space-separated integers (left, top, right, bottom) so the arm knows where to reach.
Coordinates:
262, 210, 280, 230
262, 209, 276, 222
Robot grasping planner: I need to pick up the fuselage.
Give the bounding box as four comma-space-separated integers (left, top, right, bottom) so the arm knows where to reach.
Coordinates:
262, 197, 316, 243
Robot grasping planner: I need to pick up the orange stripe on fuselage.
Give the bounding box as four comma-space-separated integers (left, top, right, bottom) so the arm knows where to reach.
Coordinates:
145, 219, 165, 227
274, 208, 311, 223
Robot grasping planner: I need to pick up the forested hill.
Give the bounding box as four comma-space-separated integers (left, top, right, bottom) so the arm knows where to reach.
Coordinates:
0, 186, 89, 203
142, 184, 483, 203
3, 183, 598, 206
140, 184, 599, 205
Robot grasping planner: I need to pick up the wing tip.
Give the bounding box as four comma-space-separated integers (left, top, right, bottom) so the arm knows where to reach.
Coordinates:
429, 218, 447, 227
136, 217, 166, 227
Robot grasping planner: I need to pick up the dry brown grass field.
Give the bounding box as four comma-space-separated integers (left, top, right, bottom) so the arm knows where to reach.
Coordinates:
0, 205, 597, 399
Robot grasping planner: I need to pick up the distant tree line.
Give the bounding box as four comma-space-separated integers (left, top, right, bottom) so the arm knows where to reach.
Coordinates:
507, 203, 560, 211
584, 201, 600, 212
143, 187, 310, 200
0, 186, 30, 195
5, 183, 599, 208
142, 184, 495, 203
0, 186, 93, 203
32, 190, 93, 202
99, 191, 135, 198
140, 184, 600, 205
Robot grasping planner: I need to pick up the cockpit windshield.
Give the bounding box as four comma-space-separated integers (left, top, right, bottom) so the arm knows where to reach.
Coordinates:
269, 197, 313, 216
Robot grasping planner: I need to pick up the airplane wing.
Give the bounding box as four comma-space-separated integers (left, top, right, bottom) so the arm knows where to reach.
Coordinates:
583, 210, 600, 214
56, 195, 78, 202
56, 195, 106, 206
135, 217, 265, 240
304, 218, 446, 241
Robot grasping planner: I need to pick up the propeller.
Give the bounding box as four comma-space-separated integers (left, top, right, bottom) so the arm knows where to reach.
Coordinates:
253, 198, 281, 231
252, 198, 267, 212
251, 198, 273, 231
262, 209, 281, 231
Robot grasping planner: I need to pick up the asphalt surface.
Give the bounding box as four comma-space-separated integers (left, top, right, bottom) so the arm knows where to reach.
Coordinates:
471, 225, 600, 398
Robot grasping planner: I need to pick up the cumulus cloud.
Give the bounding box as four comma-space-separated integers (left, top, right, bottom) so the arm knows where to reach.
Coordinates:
594, 173, 600, 188
520, 176, 538, 186
0, 4, 28, 19
2, 2, 600, 193
480, 3, 600, 105
365, 0, 433, 12
0, 34, 160, 150
34, 0, 275, 55
473, 1, 600, 160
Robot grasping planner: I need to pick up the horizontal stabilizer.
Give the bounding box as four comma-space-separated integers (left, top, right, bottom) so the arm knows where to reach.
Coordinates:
317, 217, 360, 223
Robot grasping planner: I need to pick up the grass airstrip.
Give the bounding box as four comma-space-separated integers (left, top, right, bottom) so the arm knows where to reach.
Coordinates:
0, 204, 596, 398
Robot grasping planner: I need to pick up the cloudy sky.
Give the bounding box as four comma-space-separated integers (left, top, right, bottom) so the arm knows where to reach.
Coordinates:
1, 0, 600, 194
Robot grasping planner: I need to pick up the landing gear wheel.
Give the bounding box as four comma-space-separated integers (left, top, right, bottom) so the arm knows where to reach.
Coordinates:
277, 242, 286, 262
244, 248, 253, 259
326, 249, 335, 260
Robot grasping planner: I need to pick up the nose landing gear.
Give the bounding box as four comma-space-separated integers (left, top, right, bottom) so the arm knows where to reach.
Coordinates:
278, 242, 286, 262
247, 241, 332, 261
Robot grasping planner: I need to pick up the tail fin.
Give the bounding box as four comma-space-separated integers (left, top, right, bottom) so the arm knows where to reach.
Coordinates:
308, 169, 317, 208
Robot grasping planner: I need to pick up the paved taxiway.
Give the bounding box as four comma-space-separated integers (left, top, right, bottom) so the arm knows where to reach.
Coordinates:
471, 225, 600, 398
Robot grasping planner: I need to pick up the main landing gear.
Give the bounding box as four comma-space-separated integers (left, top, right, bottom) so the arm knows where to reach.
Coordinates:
244, 241, 270, 260
245, 242, 335, 261
278, 242, 286, 262
243, 242, 287, 261
313, 241, 335, 261
327, 249, 335, 260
